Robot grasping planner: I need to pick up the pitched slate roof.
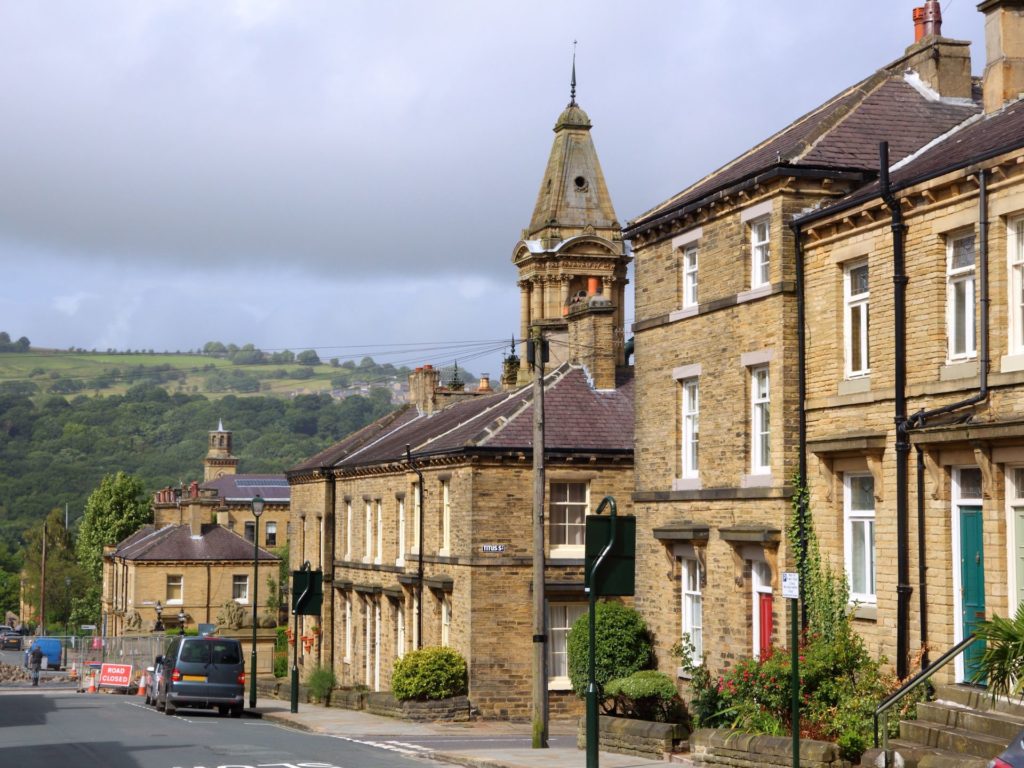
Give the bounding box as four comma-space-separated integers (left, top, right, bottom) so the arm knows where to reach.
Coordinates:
112, 524, 279, 562
201, 474, 290, 503
797, 99, 1024, 222
625, 64, 979, 236
288, 364, 634, 474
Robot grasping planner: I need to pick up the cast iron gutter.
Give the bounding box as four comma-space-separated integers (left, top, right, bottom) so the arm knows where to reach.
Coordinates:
405, 444, 426, 650
880, 141, 912, 680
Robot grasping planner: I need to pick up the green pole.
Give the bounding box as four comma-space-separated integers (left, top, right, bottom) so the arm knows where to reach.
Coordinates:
586, 584, 598, 768
791, 596, 800, 768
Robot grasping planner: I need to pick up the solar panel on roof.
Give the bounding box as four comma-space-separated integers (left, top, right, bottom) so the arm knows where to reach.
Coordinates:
234, 478, 289, 488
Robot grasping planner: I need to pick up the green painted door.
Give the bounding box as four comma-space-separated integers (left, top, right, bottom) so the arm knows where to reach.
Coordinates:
960, 505, 986, 683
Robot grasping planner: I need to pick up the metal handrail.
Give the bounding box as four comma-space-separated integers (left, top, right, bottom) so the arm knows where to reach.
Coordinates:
873, 633, 979, 764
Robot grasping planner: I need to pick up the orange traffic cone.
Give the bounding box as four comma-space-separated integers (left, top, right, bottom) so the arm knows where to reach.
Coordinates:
87, 672, 96, 694
136, 673, 146, 697
69, 662, 78, 681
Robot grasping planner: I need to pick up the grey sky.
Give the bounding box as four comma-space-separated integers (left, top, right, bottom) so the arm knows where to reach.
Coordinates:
0, 2, 987, 375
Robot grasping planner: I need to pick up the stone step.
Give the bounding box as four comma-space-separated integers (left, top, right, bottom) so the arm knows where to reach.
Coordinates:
900, 718, 1009, 760
859, 740, 990, 768
932, 683, 1024, 720
917, 699, 1024, 741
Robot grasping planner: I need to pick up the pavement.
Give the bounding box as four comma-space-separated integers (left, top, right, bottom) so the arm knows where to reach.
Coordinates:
252, 695, 696, 768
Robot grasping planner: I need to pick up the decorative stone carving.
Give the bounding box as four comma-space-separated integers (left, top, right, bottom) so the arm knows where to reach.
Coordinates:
217, 600, 246, 630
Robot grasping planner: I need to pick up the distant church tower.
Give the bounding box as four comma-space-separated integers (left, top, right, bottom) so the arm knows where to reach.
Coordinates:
203, 420, 239, 481
512, 56, 630, 383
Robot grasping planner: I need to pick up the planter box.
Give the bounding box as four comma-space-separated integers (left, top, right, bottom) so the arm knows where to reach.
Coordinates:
689, 728, 851, 768
577, 715, 687, 760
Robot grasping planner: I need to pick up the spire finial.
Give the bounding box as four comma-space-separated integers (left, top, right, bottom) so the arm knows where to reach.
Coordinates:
569, 40, 577, 106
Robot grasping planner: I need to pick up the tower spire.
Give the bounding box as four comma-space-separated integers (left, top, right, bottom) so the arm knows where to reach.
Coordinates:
569, 40, 577, 106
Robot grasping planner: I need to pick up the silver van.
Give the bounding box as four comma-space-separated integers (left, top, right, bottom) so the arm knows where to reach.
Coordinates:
155, 636, 245, 717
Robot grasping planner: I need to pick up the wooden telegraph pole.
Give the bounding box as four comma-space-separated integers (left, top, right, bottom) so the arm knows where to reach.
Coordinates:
530, 327, 548, 748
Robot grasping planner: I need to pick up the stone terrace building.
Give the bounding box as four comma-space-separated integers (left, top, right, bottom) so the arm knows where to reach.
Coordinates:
796, 0, 1024, 682
622, 19, 980, 679
287, 363, 633, 719
102, 507, 278, 659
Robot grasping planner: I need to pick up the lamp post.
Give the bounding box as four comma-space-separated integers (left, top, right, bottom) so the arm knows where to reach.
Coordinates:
249, 494, 265, 709
154, 600, 164, 633
64, 577, 70, 637
177, 608, 185, 636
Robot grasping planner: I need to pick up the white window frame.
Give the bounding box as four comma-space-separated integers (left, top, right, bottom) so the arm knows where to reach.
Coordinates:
344, 593, 352, 663
396, 496, 406, 567
243, 520, 255, 543
232, 574, 249, 604
549, 481, 589, 557
844, 473, 876, 605
411, 483, 421, 555
681, 378, 699, 479
844, 260, 870, 378
441, 596, 451, 647
166, 575, 183, 605
681, 557, 703, 665
750, 217, 771, 288
1009, 217, 1024, 355
439, 480, 451, 556
947, 231, 977, 360
375, 500, 383, 565
265, 520, 277, 547
548, 602, 586, 689
364, 499, 373, 562
750, 366, 771, 475
682, 243, 699, 308
344, 500, 352, 560
396, 602, 406, 659
751, 560, 772, 660
363, 597, 372, 686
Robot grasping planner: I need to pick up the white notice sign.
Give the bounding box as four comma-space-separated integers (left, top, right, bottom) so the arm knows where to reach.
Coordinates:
782, 571, 799, 600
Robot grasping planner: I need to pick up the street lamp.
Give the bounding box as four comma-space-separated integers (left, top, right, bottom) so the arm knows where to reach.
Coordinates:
64, 577, 70, 637
177, 608, 185, 636
249, 493, 265, 709
154, 600, 164, 633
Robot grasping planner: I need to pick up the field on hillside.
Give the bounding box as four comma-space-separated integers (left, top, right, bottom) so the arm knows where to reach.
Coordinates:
0, 349, 396, 400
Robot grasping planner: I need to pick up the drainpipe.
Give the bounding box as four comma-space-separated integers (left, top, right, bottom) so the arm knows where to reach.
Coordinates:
880, 142, 912, 679
406, 445, 425, 650
916, 446, 929, 669
790, 217, 809, 629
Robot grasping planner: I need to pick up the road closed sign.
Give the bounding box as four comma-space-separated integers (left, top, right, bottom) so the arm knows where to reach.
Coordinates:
98, 663, 132, 688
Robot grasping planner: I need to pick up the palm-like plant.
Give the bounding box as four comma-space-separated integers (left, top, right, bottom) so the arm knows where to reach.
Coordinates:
973, 603, 1024, 698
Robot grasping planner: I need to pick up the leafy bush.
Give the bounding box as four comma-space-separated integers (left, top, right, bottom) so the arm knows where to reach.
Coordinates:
273, 652, 287, 678
307, 664, 336, 702
567, 601, 653, 697
973, 602, 1024, 697
604, 670, 684, 722
392, 646, 468, 701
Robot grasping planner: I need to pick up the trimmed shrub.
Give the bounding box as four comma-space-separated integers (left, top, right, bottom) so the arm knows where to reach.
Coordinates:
567, 601, 653, 697
605, 670, 684, 722
307, 664, 336, 703
392, 646, 468, 701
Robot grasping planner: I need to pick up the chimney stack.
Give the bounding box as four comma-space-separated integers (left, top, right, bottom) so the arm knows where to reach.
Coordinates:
408, 365, 441, 415
979, 0, 1024, 113
914, 1, 942, 41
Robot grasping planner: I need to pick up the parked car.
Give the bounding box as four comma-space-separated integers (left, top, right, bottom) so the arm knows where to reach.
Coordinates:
144, 656, 163, 706
24, 637, 62, 670
993, 727, 1024, 767
155, 636, 245, 717
1, 632, 23, 650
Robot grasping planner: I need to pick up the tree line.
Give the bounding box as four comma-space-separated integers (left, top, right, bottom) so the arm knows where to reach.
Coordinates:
0, 382, 398, 624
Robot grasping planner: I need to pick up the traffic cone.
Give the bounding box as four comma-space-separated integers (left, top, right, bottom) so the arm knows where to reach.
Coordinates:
69, 662, 78, 681
87, 672, 96, 694
136, 673, 146, 697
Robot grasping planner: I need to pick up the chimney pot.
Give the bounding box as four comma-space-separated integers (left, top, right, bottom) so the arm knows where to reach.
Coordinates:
922, 0, 942, 38
914, 7, 925, 42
